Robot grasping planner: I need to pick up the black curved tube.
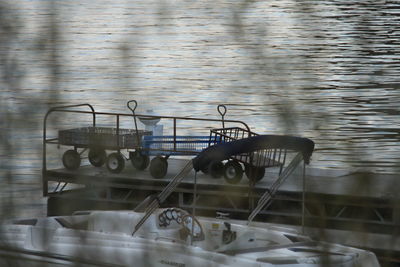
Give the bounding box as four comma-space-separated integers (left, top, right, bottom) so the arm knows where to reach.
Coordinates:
192, 135, 315, 172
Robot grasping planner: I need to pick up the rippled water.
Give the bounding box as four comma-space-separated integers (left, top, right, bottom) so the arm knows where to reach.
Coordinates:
1, 0, 400, 184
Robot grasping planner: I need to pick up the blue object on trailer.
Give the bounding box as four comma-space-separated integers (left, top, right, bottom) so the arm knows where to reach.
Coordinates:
139, 135, 221, 179
142, 135, 221, 156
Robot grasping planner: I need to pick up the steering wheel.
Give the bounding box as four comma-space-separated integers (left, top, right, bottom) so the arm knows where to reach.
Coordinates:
181, 214, 204, 241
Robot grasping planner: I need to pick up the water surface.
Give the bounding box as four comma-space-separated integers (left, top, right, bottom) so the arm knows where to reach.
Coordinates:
1, 0, 399, 185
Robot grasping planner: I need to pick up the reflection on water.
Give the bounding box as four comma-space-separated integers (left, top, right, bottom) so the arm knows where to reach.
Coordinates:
1, 0, 399, 181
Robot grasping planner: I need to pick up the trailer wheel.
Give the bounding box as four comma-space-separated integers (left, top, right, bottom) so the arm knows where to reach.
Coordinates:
130, 151, 150, 170
88, 148, 106, 167
223, 160, 243, 184
245, 164, 265, 183
106, 152, 125, 173
62, 150, 81, 170
150, 156, 168, 179
208, 161, 224, 179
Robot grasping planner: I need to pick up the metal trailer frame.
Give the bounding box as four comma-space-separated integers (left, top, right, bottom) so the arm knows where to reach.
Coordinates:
42, 102, 250, 195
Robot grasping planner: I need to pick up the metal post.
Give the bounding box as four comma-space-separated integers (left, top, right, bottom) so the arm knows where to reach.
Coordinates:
192, 171, 198, 246
116, 114, 120, 150
42, 116, 48, 196
217, 105, 226, 128
173, 118, 177, 151
302, 161, 306, 234
248, 181, 255, 221
127, 100, 140, 146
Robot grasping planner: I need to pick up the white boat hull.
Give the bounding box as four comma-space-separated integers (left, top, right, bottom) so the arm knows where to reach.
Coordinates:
0, 209, 379, 267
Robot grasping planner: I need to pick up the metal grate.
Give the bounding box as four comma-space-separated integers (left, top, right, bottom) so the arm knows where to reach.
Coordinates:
58, 127, 151, 149
210, 127, 285, 169
142, 135, 220, 156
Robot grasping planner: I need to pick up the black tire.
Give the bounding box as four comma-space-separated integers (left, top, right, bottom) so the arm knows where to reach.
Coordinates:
208, 161, 224, 179
130, 151, 150, 170
223, 160, 243, 184
150, 156, 168, 179
62, 150, 81, 170
88, 148, 107, 167
106, 152, 125, 174
245, 164, 265, 183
